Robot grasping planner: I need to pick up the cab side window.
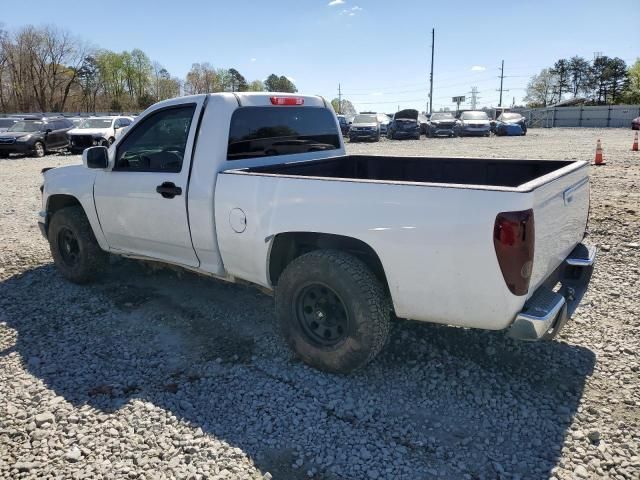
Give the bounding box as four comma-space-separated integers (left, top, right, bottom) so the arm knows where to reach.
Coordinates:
114, 106, 196, 173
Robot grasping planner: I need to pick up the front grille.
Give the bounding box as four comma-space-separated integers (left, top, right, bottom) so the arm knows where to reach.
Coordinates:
436, 122, 455, 128
70, 135, 94, 147
0, 137, 16, 145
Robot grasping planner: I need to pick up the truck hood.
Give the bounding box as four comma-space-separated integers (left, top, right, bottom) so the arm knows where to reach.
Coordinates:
68, 128, 110, 136
394, 109, 419, 120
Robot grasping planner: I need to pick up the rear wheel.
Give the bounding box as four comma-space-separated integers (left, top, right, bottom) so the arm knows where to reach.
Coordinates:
49, 206, 108, 284
276, 250, 391, 373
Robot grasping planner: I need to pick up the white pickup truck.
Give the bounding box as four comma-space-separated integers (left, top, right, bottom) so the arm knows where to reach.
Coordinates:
38, 92, 596, 373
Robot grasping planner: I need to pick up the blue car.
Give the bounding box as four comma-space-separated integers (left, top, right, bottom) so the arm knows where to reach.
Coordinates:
494, 113, 527, 136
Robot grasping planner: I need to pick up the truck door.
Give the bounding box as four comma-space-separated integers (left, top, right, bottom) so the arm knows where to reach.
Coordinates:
93, 101, 204, 267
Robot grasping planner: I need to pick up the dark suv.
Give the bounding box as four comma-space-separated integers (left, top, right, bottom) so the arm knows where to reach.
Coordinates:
0, 116, 74, 158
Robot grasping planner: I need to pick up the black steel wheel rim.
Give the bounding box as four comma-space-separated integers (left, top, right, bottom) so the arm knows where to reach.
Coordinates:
57, 227, 80, 267
295, 283, 351, 347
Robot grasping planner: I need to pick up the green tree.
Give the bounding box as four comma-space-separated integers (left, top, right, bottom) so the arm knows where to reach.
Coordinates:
524, 68, 558, 107
568, 56, 590, 97
264, 74, 297, 93
621, 59, 640, 104
247, 79, 264, 92
550, 59, 570, 102
228, 68, 248, 92
331, 98, 356, 115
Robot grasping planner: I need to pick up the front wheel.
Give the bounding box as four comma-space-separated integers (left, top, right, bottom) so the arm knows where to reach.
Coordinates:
33, 141, 45, 158
275, 250, 391, 374
49, 206, 108, 284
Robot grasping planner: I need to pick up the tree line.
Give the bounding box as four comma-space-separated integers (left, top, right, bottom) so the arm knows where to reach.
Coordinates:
525, 55, 640, 107
0, 25, 298, 114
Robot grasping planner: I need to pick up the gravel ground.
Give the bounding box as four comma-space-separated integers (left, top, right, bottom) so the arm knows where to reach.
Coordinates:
1, 128, 638, 480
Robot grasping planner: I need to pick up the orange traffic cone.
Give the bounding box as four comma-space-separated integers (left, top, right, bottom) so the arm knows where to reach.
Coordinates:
633, 132, 639, 152
594, 139, 605, 165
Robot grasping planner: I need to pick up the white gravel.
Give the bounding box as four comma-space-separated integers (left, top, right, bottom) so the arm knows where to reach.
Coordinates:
1, 128, 638, 479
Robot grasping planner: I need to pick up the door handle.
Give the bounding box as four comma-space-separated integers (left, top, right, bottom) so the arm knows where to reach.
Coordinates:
156, 182, 182, 199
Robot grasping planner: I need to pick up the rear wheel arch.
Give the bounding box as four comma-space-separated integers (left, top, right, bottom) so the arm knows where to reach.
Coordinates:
268, 232, 390, 294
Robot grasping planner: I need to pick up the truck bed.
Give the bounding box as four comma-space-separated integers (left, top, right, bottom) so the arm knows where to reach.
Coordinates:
242, 155, 576, 189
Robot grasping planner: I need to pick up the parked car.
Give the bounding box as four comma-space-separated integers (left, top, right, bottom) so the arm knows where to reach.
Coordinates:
349, 114, 380, 142
0, 116, 74, 158
418, 114, 429, 135
39, 92, 595, 373
426, 112, 458, 137
0, 117, 19, 132
456, 111, 491, 137
336, 115, 350, 135
67, 116, 134, 153
494, 112, 527, 136
632, 116, 640, 130
387, 109, 421, 140
376, 113, 391, 135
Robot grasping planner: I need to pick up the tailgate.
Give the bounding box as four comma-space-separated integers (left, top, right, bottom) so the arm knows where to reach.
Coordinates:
528, 163, 590, 294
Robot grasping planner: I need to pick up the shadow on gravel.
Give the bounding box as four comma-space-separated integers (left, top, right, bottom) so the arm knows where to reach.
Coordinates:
1, 261, 596, 480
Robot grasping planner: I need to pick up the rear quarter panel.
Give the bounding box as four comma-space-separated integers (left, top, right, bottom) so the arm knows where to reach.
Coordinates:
215, 173, 533, 330
527, 164, 590, 292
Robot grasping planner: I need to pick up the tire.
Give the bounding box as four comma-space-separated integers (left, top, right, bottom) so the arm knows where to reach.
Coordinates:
375, 134, 380, 142
0, 152, 8, 159
33, 141, 45, 158
48, 206, 108, 284
275, 250, 391, 374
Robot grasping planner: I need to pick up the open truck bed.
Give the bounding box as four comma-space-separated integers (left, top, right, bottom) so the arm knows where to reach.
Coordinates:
217, 154, 591, 334
242, 155, 576, 190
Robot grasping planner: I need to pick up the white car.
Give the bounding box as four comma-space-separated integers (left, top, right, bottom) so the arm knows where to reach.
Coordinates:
67, 116, 134, 153
38, 93, 596, 373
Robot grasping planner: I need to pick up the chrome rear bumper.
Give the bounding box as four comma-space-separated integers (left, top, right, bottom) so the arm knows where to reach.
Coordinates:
508, 243, 596, 341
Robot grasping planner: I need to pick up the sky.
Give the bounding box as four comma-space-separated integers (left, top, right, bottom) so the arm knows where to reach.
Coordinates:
3, 0, 639, 114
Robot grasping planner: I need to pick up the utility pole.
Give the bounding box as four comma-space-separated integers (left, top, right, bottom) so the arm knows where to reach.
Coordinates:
470, 87, 479, 110
429, 28, 434, 115
498, 60, 504, 107
338, 83, 342, 114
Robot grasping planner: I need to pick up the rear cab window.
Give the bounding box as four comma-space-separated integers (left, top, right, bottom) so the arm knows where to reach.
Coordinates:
227, 106, 341, 161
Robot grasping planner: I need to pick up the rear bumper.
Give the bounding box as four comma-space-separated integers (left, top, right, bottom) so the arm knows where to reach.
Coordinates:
508, 243, 596, 340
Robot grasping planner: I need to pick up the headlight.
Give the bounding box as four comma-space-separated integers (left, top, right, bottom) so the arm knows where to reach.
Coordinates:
17, 135, 32, 142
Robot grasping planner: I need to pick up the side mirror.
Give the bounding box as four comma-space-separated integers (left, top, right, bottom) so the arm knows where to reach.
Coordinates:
45, 128, 52, 134
83, 146, 109, 169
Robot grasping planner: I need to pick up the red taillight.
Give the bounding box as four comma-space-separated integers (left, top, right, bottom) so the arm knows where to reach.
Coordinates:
493, 209, 535, 296
270, 96, 304, 106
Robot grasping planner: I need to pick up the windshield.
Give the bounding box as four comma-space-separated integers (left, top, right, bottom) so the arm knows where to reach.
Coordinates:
8, 120, 43, 132
501, 113, 521, 121
353, 114, 377, 124
430, 113, 454, 120
461, 112, 489, 120
78, 118, 113, 129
